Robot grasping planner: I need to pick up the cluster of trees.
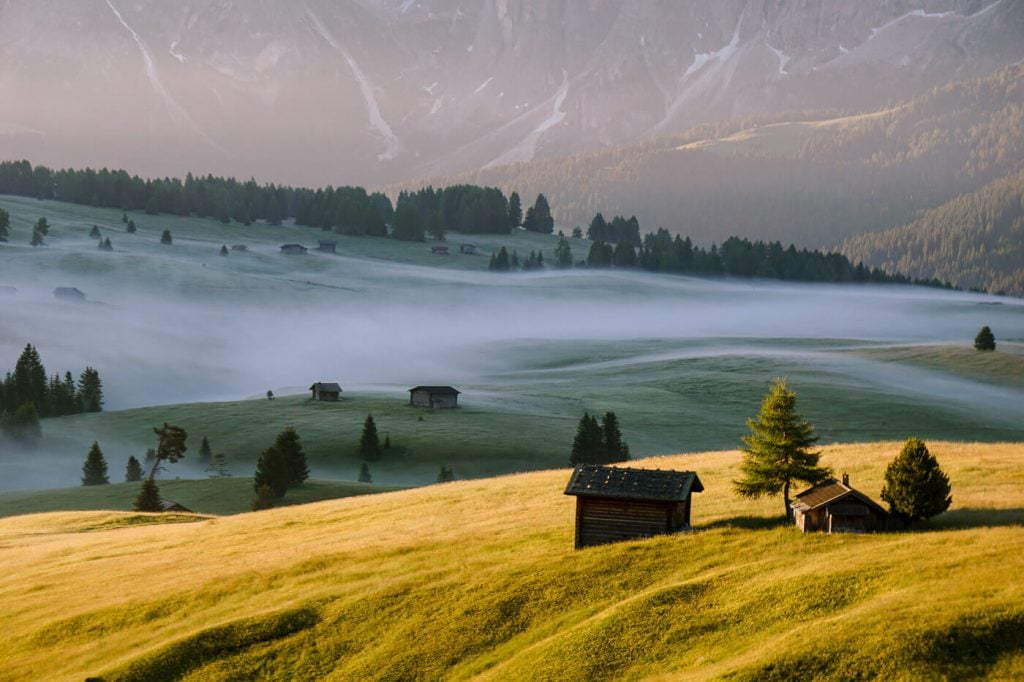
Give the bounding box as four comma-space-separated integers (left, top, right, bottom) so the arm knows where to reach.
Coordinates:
570, 411, 630, 465
587, 213, 641, 246
0, 344, 103, 443
253, 427, 309, 508
733, 378, 952, 525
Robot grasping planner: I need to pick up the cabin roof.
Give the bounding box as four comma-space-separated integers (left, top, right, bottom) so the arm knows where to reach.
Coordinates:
158, 498, 194, 513
791, 478, 887, 514
280, 243, 307, 249
564, 464, 704, 502
310, 382, 342, 392
408, 385, 460, 395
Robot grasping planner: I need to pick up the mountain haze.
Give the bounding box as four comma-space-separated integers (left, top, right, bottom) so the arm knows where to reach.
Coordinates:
1, 0, 1021, 186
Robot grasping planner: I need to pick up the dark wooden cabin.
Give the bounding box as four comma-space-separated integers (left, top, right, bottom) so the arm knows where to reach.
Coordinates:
430, 245, 449, 254
159, 499, 194, 513
230, 244, 248, 252
280, 243, 308, 255
791, 474, 888, 533
317, 240, 337, 253
310, 382, 343, 401
53, 287, 86, 301
564, 465, 704, 549
459, 244, 478, 255
408, 385, 460, 408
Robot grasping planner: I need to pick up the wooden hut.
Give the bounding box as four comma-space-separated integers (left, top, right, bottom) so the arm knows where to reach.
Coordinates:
790, 474, 888, 533
230, 244, 248, 252
159, 499, 194, 513
430, 245, 449, 254
564, 465, 704, 549
53, 287, 86, 301
280, 243, 308, 255
459, 244, 478, 255
408, 386, 460, 408
310, 382, 343, 401
317, 240, 337, 253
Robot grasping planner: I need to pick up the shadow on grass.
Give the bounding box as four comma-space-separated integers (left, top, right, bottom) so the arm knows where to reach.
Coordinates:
701, 515, 790, 531
926, 507, 1024, 530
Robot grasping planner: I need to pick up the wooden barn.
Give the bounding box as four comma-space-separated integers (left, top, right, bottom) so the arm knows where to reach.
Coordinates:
159, 499, 194, 513
53, 287, 86, 301
791, 474, 888, 534
459, 244, 478, 255
408, 385, 460, 408
317, 240, 337, 253
310, 382, 343, 401
280, 243, 308, 255
564, 465, 704, 549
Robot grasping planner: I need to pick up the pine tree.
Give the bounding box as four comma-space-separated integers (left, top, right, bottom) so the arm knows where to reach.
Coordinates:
219, 244, 229, 256
358, 462, 373, 483
253, 446, 288, 497
89, 225, 101, 239
78, 367, 103, 413
207, 451, 231, 478
881, 438, 952, 525
34, 217, 49, 236
14, 343, 48, 414
81, 441, 110, 485
150, 423, 188, 479
133, 479, 162, 512
360, 414, 382, 461
99, 237, 113, 251
30, 225, 44, 246
554, 236, 573, 268
272, 426, 308, 486
126, 219, 136, 233
570, 412, 605, 465
160, 229, 173, 245
522, 194, 554, 233
601, 411, 630, 462
125, 455, 143, 482
508, 191, 522, 228
974, 325, 996, 351
198, 436, 212, 466
0, 208, 9, 242
733, 379, 831, 520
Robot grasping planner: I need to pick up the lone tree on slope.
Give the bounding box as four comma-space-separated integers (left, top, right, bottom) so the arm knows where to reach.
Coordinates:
125, 455, 143, 482
733, 378, 832, 521
273, 426, 309, 486
149, 423, 188, 479
253, 446, 289, 498
160, 229, 173, 245
81, 441, 110, 486
881, 438, 952, 526
360, 414, 382, 461
134, 479, 162, 512
974, 325, 996, 351
198, 436, 213, 467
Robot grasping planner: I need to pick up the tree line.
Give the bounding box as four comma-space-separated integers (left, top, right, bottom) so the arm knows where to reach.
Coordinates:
0, 344, 103, 443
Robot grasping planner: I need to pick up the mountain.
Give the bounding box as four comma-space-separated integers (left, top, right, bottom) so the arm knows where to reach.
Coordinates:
1, 0, 1022, 186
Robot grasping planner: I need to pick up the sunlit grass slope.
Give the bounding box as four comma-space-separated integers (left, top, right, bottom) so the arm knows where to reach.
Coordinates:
0, 477, 397, 518
1, 442, 1021, 680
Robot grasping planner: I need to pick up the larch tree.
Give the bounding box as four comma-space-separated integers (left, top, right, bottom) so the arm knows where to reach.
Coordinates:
733, 378, 832, 521
81, 441, 110, 486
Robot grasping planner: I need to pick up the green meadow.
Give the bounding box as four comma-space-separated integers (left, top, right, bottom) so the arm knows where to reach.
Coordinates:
0, 442, 1021, 680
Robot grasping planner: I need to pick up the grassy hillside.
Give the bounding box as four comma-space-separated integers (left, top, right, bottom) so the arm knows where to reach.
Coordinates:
0, 477, 398, 518
0, 441, 1021, 680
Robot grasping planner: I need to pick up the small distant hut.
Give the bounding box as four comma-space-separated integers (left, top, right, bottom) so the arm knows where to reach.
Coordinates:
408, 386, 460, 408
230, 244, 248, 252
459, 244, 478, 255
280, 243, 308, 255
564, 464, 704, 549
430, 245, 449, 255
317, 240, 337, 253
790, 474, 889, 534
310, 382, 343, 401
53, 287, 86, 301
159, 499, 194, 513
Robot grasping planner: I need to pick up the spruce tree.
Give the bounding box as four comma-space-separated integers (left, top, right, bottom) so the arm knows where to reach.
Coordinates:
207, 451, 231, 478
734, 379, 831, 520
198, 436, 213, 466
358, 462, 373, 483
125, 455, 143, 482
974, 325, 996, 351
570, 412, 604, 465
273, 426, 308, 486
219, 244, 229, 256
554, 236, 573, 268
81, 441, 110, 485
508, 191, 522, 228
78, 367, 103, 413
0, 208, 9, 242
133, 479, 162, 512
34, 217, 49, 236
160, 229, 172, 245
360, 415, 382, 461
30, 225, 44, 246
253, 446, 288, 497
14, 343, 48, 413
252, 484, 276, 510
126, 219, 136, 233
601, 411, 630, 462
881, 438, 952, 525
89, 225, 101, 239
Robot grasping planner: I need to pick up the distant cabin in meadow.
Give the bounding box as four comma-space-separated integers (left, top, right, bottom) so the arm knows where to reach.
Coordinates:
280, 243, 308, 255
564, 464, 704, 549
310, 382, 343, 401
53, 287, 86, 301
158, 499, 194, 513
0, 285, 17, 295
430, 245, 449, 255
459, 244, 478, 255
230, 244, 248, 252
317, 240, 337, 253
791, 474, 888, 534
408, 385, 460, 408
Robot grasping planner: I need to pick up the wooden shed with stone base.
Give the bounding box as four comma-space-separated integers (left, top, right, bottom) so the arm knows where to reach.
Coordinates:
564, 464, 703, 549
790, 474, 888, 534
408, 386, 460, 408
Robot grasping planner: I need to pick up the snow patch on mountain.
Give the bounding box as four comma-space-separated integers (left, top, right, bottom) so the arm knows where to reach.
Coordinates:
473, 77, 493, 94
169, 40, 186, 63
766, 43, 790, 76
869, 9, 956, 41
483, 69, 569, 168
684, 18, 741, 78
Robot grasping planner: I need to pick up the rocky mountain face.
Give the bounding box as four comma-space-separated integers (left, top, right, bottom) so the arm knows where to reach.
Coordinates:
1, 0, 1021, 186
